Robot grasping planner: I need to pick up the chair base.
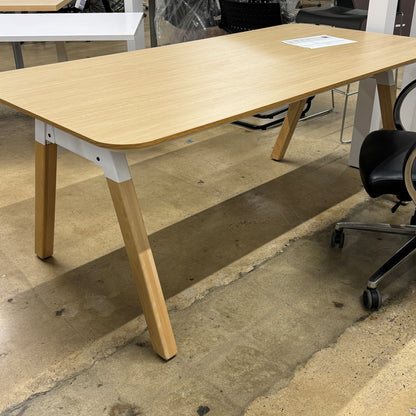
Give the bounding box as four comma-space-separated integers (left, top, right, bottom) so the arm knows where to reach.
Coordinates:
232, 95, 332, 130
331, 221, 416, 309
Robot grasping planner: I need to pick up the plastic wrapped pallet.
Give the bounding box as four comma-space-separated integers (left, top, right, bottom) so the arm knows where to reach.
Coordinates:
280, 0, 298, 23
155, 0, 222, 45
155, 0, 300, 46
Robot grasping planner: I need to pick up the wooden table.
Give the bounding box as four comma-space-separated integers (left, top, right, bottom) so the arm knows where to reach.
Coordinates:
1, 24, 416, 360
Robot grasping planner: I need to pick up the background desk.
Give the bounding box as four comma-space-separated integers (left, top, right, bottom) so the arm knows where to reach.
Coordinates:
0, 24, 416, 359
0, 0, 73, 68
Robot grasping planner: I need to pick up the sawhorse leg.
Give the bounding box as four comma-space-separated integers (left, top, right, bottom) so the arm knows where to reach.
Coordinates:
349, 70, 397, 167
270, 98, 307, 161
107, 178, 177, 359
270, 70, 396, 164
34, 120, 177, 360
376, 70, 397, 130
35, 140, 57, 259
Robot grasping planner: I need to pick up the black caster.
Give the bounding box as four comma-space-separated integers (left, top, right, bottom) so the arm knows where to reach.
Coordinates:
363, 288, 382, 310
331, 229, 344, 248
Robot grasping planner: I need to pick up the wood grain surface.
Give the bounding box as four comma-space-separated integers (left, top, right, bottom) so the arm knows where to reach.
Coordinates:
0, 24, 415, 149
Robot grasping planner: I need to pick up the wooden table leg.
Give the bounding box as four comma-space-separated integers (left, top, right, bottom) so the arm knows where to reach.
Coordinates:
35, 141, 57, 259
270, 98, 307, 161
107, 178, 177, 360
377, 81, 397, 130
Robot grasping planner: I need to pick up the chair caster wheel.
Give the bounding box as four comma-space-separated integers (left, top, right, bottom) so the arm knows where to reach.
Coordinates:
363, 288, 382, 310
331, 229, 344, 248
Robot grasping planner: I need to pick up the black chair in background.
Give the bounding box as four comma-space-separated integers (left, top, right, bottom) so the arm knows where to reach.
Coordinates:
296, 1, 412, 36
219, 0, 282, 33
331, 79, 416, 310
218, 0, 316, 130
296, 0, 367, 31
60, 0, 113, 12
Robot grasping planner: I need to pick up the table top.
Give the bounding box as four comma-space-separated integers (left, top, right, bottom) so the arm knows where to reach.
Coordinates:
0, 0, 71, 11
0, 23, 416, 150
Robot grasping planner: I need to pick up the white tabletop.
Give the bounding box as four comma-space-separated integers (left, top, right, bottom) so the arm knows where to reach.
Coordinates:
0, 13, 144, 41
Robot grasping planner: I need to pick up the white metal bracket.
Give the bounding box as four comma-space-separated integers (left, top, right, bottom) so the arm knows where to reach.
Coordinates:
349, 70, 395, 167
35, 119, 131, 183
372, 70, 395, 86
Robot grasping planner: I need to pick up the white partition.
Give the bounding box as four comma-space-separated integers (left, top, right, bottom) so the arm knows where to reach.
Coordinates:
398, 5, 416, 130
349, 0, 398, 167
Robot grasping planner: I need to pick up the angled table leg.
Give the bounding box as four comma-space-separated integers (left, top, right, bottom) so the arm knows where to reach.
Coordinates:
270, 98, 307, 161
35, 140, 57, 259
107, 178, 177, 360
349, 70, 396, 167
34, 120, 177, 360
375, 70, 397, 130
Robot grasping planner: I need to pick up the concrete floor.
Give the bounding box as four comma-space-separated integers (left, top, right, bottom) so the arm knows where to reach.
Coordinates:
1, 16, 416, 416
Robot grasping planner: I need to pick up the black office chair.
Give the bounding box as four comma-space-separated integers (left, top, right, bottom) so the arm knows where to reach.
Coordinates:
296, 0, 367, 31
331, 78, 416, 310
59, 0, 113, 12
296, 0, 412, 35
219, 0, 282, 33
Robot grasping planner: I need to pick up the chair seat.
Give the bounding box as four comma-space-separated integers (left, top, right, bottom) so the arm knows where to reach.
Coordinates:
296, 6, 367, 30
359, 130, 416, 201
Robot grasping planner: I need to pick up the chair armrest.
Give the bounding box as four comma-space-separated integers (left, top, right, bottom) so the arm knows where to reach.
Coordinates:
403, 141, 416, 204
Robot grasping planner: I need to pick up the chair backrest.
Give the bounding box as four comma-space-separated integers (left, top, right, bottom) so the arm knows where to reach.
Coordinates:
358, 78, 416, 200
219, 0, 282, 33
336, 0, 355, 8
394, 79, 416, 131
351, 0, 368, 9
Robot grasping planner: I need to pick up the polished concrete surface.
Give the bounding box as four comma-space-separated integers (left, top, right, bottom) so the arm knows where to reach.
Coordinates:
1, 18, 416, 416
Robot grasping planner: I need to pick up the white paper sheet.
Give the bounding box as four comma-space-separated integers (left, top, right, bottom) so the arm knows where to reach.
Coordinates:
282, 35, 356, 49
